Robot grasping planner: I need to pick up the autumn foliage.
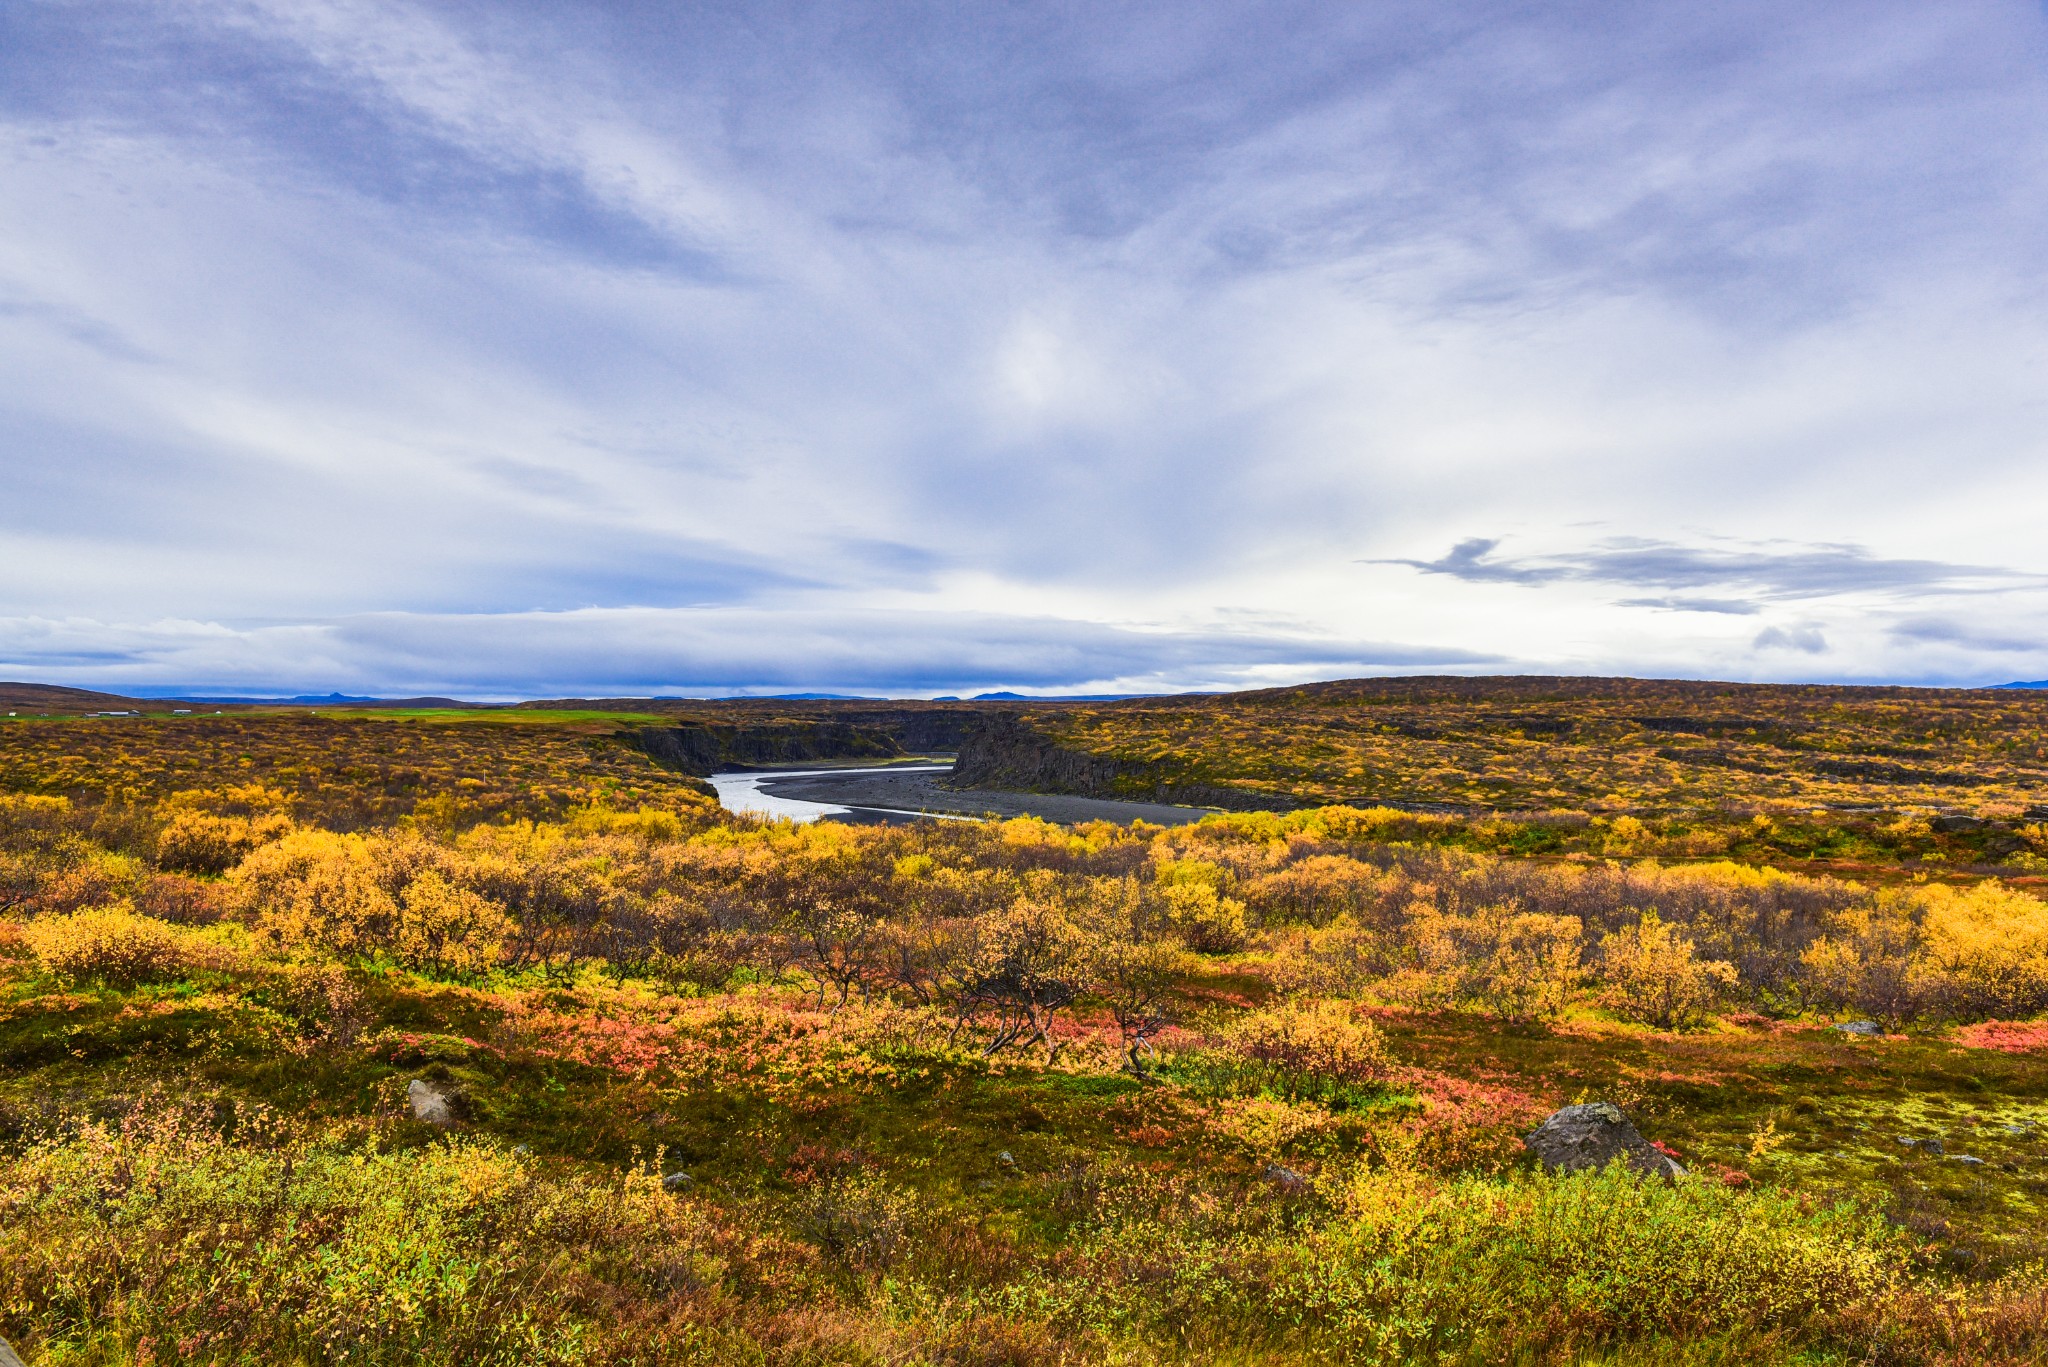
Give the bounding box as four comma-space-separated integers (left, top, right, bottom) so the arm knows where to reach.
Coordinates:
7, 709, 2048, 1364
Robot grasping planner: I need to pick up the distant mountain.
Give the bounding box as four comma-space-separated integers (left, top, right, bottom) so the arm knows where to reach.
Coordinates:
165, 692, 381, 704
967, 691, 1171, 702
727, 692, 877, 701
1993, 681, 2048, 689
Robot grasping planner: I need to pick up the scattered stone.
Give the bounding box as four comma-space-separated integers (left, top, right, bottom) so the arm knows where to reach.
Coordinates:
996, 1150, 1016, 1167
1523, 1102, 1684, 1179
1932, 815, 1986, 834
662, 1171, 695, 1191
1923, 1138, 1946, 1157
0, 1334, 25, 1367
1897, 1135, 1920, 1148
1953, 1155, 1986, 1167
975, 1179, 997, 1191
1263, 1163, 1308, 1193
407, 1078, 457, 1126
512, 1144, 532, 1157
1833, 1021, 1883, 1037
2005, 1122, 2034, 1136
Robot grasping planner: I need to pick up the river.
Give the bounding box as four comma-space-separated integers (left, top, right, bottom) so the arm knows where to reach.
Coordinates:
705, 764, 967, 824
705, 763, 1218, 827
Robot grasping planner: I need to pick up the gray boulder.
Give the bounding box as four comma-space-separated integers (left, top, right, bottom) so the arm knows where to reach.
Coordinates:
662, 1171, 695, 1191
407, 1078, 457, 1126
1834, 1020, 1883, 1036
1524, 1102, 1683, 1179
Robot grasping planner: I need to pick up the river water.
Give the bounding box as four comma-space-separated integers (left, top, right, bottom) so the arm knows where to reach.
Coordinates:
706, 765, 961, 824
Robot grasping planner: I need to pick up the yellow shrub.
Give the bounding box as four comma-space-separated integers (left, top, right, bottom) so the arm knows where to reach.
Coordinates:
1477, 910, 1584, 1022
1315, 806, 1413, 842
393, 869, 515, 976
1800, 896, 1926, 1028
1158, 881, 1249, 954
1914, 880, 2048, 1019
26, 849, 148, 916
232, 829, 513, 976
21, 903, 192, 986
1604, 815, 1650, 853
1598, 910, 1736, 1029
1410, 904, 1583, 1022
233, 829, 395, 960
1208, 1094, 1338, 1156
157, 810, 295, 875
1243, 855, 1384, 928
1224, 997, 1394, 1083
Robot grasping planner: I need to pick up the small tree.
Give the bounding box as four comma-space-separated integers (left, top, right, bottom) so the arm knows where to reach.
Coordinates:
1599, 910, 1737, 1029
950, 900, 1087, 1062
1476, 910, 1584, 1023
1076, 880, 1191, 1075
789, 900, 883, 1011
1799, 894, 1926, 1031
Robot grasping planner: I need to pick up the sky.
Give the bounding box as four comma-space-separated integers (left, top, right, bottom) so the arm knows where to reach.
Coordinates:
3, 0, 2047, 699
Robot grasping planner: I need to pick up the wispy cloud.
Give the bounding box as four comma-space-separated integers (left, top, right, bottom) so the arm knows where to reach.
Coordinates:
0, 608, 1499, 698
1615, 596, 1761, 616
1888, 617, 2043, 654
1377, 537, 2044, 602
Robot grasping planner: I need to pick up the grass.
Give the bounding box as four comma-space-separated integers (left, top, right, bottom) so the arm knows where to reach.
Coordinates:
7, 944, 2048, 1362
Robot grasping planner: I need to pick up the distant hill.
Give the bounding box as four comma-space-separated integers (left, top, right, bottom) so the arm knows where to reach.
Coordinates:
165, 694, 483, 708
951, 673, 2048, 814
0, 683, 486, 712
0, 682, 148, 711
935, 691, 1166, 702
1994, 681, 2048, 689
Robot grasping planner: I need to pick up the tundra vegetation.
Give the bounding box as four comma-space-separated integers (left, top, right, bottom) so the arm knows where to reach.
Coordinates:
5, 702, 2048, 1365
992, 675, 2048, 827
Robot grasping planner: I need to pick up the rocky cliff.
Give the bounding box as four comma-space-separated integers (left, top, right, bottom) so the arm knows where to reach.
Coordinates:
624, 721, 904, 774
622, 707, 982, 775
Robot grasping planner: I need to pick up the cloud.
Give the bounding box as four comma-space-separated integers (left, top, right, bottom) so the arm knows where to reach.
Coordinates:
1615, 596, 1760, 615
1378, 537, 2044, 601
1753, 624, 1829, 654
1888, 617, 2044, 654
4, 1, 2048, 693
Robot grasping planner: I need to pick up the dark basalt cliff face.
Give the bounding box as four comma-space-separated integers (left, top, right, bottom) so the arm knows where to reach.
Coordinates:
623, 708, 982, 776
949, 713, 1294, 812
625, 722, 902, 774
